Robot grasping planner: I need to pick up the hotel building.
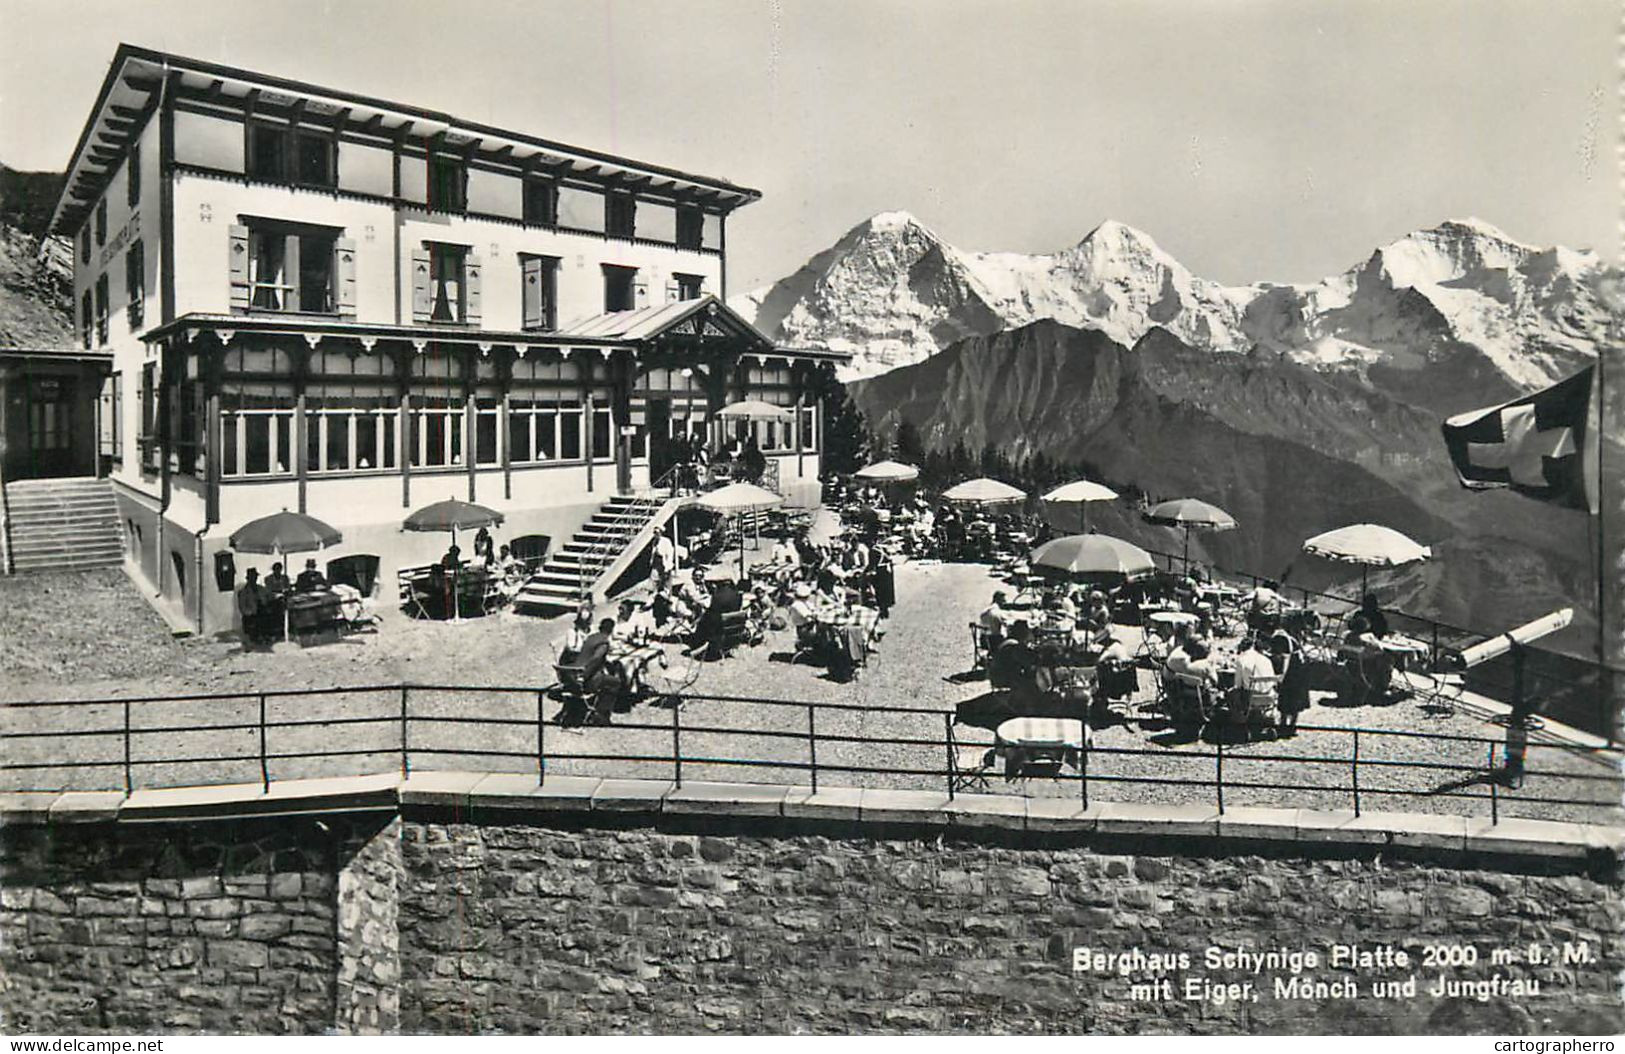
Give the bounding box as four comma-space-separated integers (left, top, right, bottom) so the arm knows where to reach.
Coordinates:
46, 44, 844, 633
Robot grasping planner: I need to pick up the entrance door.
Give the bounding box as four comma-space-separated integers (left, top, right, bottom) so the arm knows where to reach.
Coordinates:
646, 397, 673, 485
24, 376, 75, 478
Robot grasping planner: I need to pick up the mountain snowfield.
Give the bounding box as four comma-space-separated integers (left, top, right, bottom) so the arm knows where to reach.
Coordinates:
732, 211, 1606, 401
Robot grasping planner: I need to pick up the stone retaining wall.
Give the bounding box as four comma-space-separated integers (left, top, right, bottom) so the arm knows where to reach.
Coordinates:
2, 788, 1620, 1035
396, 821, 1623, 1035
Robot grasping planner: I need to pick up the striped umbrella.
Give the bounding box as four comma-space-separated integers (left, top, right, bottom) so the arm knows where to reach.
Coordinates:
1302, 523, 1431, 593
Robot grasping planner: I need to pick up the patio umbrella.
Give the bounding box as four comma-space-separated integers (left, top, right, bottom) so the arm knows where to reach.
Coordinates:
229, 510, 343, 555
941, 477, 1027, 508
806, 508, 844, 547
1144, 497, 1238, 571
716, 400, 793, 420
1029, 534, 1157, 584
854, 459, 920, 483
229, 511, 343, 642
697, 482, 784, 576
1041, 479, 1119, 533
403, 498, 505, 622
402, 498, 505, 534
1302, 523, 1432, 593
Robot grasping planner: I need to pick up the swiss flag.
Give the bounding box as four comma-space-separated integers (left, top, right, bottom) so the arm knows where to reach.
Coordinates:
1441, 365, 1599, 512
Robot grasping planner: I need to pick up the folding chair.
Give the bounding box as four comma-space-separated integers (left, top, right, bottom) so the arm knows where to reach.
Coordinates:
950, 745, 995, 793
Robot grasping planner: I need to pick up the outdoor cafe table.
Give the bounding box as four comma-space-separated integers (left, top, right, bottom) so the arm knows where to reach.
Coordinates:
285, 589, 345, 637
1148, 611, 1200, 632
995, 716, 1088, 775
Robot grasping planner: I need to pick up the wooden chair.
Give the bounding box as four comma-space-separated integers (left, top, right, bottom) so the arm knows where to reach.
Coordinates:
951, 745, 995, 793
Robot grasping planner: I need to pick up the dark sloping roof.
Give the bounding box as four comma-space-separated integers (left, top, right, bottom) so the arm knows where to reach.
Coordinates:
51, 44, 762, 235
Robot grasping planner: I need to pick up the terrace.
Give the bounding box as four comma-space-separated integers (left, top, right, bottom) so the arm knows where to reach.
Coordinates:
1, 551, 1618, 830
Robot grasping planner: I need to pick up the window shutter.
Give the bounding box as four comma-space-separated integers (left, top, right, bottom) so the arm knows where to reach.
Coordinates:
334, 238, 357, 317
464, 254, 482, 324
411, 248, 432, 323
521, 256, 543, 330
228, 224, 251, 312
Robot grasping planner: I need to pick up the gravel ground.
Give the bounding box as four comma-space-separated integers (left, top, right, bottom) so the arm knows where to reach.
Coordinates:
2, 561, 1619, 826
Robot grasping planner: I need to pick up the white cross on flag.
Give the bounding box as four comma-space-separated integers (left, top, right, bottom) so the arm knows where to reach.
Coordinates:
1441, 365, 1599, 512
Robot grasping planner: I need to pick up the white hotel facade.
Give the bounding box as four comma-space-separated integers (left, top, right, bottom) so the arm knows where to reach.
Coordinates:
51, 44, 845, 634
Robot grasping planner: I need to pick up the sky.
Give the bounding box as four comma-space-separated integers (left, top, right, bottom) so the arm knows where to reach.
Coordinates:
0, 0, 1616, 292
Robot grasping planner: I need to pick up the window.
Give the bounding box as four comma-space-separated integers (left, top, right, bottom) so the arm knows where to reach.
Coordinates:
100, 372, 123, 463
508, 356, 587, 464
80, 291, 93, 349
429, 243, 468, 322
591, 406, 612, 460
246, 222, 338, 313
295, 133, 336, 188
79, 225, 91, 265
428, 154, 467, 213
95, 199, 107, 247
305, 351, 396, 474
521, 255, 559, 331
408, 352, 466, 468
219, 345, 298, 477
247, 124, 288, 182
603, 264, 637, 312
247, 123, 337, 188
800, 405, 817, 451
605, 193, 636, 239
125, 241, 144, 330
94, 275, 109, 345
139, 362, 160, 472
676, 205, 704, 251
674, 273, 704, 301
28, 379, 70, 452
524, 177, 557, 226
127, 142, 141, 208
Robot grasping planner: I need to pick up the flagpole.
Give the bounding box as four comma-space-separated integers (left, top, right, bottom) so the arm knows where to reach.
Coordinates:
1596, 346, 1611, 744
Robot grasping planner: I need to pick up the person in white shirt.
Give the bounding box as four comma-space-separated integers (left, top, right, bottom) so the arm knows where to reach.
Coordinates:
979, 591, 1010, 635
652, 533, 677, 588
1233, 636, 1276, 694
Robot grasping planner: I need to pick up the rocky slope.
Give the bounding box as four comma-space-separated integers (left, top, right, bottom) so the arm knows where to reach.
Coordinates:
735, 212, 1605, 411
0, 165, 74, 347
851, 319, 1600, 654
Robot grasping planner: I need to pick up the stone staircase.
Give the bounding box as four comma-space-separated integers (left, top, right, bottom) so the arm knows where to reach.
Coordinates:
512, 493, 685, 615
3, 477, 124, 574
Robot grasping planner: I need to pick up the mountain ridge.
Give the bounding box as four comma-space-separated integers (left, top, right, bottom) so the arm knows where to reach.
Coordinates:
733, 211, 1605, 414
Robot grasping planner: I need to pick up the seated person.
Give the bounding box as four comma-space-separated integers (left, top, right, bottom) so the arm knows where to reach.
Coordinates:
1233, 635, 1277, 696
979, 591, 1011, 637
611, 599, 655, 646
1050, 589, 1078, 620
1080, 591, 1113, 641
787, 582, 818, 640
441, 544, 463, 571
1097, 634, 1138, 702
1166, 631, 1218, 686
687, 572, 744, 655
559, 606, 594, 664
649, 590, 692, 639
1247, 580, 1285, 632
989, 620, 1039, 690
497, 544, 525, 585
1357, 593, 1391, 638
294, 558, 329, 592
770, 536, 800, 570
1342, 614, 1394, 702
263, 561, 292, 598
577, 618, 622, 724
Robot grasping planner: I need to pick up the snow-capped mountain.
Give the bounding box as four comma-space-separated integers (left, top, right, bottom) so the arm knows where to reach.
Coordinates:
734, 211, 1606, 409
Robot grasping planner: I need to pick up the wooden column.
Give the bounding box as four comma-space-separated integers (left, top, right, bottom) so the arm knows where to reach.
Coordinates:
611, 348, 633, 495
294, 341, 310, 514
397, 344, 412, 508
204, 337, 223, 526
581, 352, 594, 494
158, 72, 178, 325
464, 347, 477, 502
500, 348, 513, 501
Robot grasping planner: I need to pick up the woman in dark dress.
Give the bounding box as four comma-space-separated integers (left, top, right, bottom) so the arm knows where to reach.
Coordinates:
1270, 630, 1310, 733
869, 545, 896, 619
